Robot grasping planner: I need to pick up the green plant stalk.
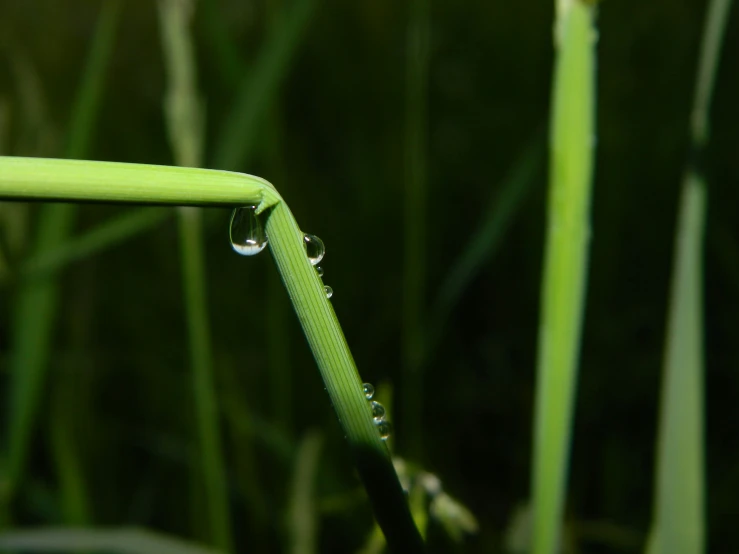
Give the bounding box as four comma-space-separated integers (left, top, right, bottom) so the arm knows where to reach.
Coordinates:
646, 0, 733, 552
0, 157, 279, 208
0, 156, 424, 551
264, 202, 425, 552
531, 3, 596, 554
158, 0, 232, 550
402, 0, 430, 459
3, 0, 120, 525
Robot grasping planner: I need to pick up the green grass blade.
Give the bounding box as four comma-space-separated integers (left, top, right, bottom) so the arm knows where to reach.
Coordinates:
0, 527, 225, 554
212, 0, 315, 171
531, 3, 596, 554
0, 157, 279, 208
646, 0, 733, 552
18, 208, 170, 280
264, 202, 425, 552
401, 0, 431, 458
158, 0, 233, 550
3, 1, 121, 522
646, 175, 706, 554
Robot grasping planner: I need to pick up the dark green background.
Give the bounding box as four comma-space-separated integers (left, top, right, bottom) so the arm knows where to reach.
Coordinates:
1, 0, 738, 552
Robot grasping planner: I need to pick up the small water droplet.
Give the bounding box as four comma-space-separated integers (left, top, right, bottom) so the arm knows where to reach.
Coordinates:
370, 401, 385, 420
324, 285, 333, 299
303, 234, 325, 266
375, 419, 392, 440
230, 206, 267, 256
362, 383, 374, 400
316, 266, 324, 277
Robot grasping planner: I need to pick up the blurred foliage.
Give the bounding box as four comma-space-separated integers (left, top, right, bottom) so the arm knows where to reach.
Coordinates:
0, 0, 738, 552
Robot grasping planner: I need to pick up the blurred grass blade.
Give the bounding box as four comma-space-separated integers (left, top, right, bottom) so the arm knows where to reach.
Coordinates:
287, 430, 323, 554
19, 208, 170, 280
213, 0, 315, 170
4, 0, 120, 520
0, 528, 225, 554
646, 0, 733, 552
158, 0, 233, 551
531, 3, 596, 554
646, 176, 706, 554
401, 0, 430, 459
426, 130, 544, 353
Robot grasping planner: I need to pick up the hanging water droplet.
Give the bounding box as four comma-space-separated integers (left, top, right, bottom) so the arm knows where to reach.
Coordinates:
303, 233, 325, 265
370, 401, 385, 420
316, 266, 324, 277
230, 206, 267, 256
362, 383, 374, 400
324, 285, 333, 299
375, 419, 392, 440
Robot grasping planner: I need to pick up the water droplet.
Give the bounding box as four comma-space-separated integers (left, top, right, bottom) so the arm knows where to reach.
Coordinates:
375, 419, 392, 440
230, 206, 267, 256
316, 266, 324, 277
370, 401, 385, 420
324, 286, 333, 299
362, 383, 374, 400
303, 234, 325, 265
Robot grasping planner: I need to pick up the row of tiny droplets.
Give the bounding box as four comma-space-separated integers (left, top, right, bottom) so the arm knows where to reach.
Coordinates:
230, 207, 390, 439
362, 383, 391, 440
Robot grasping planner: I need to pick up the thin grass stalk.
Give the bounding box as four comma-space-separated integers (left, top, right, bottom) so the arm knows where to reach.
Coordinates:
157, 0, 232, 551
264, 202, 425, 552
402, 0, 430, 460
0, 157, 277, 206
531, 2, 596, 553
646, 0, 733, 552
3, 0, 120, 525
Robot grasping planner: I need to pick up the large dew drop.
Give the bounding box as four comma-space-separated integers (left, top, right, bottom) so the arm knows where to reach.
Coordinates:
230, 206, 267, 256
303, 233, 325, 265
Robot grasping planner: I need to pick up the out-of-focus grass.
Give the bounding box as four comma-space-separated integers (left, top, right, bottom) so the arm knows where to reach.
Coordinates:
646, 0, 733, 552
213, 0, 315, 172
157, 0, 232, 550
0, 527, 225, 554
531, 2, 596, 554
3, 0, 121, 528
